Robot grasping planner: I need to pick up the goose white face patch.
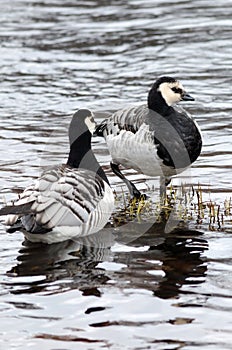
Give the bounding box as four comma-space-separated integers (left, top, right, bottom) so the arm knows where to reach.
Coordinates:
85, 115, 96, 134
158, 81, 184, 106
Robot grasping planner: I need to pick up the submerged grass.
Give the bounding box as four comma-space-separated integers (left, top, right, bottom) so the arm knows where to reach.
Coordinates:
112, 185, 232, 233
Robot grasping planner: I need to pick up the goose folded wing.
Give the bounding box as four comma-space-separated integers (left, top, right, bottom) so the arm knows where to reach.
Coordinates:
95, 105, 148, 136
31, 169, 105, 229
1, 167, 105, 230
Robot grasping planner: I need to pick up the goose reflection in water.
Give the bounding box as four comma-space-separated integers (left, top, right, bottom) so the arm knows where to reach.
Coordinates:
5, 216, 208, 300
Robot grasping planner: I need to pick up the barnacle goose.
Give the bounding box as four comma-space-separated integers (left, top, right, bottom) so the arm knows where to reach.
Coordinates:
0, 109, 114, 244
95, 76, 202, 198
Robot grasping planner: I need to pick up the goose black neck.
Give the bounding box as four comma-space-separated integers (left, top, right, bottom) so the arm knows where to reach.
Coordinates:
148, 89, 172, 115
67, 130, 109, 184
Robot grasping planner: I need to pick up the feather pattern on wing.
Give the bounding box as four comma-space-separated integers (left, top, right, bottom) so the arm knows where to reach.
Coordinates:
95, 105, 148, 137
3, 165, 106, 234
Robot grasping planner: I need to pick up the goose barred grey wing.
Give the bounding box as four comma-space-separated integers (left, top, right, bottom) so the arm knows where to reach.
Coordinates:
95, 104, 148, 137
3, 165, 112, 241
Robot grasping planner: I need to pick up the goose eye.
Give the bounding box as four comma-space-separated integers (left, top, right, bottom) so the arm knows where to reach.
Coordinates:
172, 87, 182, 95
171, 87, 182, 94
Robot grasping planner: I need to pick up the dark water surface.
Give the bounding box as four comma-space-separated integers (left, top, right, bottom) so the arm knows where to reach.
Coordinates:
0, 1, 232, 349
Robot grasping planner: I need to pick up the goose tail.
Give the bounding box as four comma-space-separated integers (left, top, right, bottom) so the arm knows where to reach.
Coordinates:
6, 220, 23, 233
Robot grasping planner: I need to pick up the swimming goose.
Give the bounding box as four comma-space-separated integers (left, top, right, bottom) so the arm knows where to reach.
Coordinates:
0, 109, 114, 244
95, 76, 202, 198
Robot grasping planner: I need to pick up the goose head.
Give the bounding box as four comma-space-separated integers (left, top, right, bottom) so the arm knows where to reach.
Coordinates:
148, 76, 194, 109
69, 109, 96, 145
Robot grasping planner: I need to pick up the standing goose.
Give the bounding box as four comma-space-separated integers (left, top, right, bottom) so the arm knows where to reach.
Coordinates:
95, 76, 202, 198
0, 109, 114, 244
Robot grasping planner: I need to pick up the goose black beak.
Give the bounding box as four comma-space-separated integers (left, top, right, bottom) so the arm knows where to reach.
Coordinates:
181, 92, 195, 101
93, 126, 98, 137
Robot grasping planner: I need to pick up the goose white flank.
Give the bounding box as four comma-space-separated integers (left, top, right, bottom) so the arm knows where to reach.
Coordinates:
0, 109, 114, 244
95, 76, 202, 198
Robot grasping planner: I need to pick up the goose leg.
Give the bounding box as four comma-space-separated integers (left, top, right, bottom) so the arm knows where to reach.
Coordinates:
160, 176, 171, 198
110, 162, 142, 199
